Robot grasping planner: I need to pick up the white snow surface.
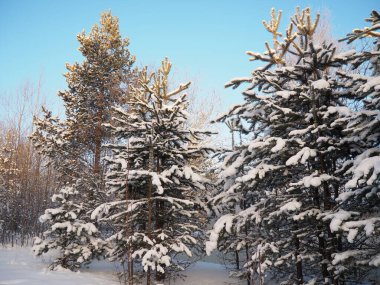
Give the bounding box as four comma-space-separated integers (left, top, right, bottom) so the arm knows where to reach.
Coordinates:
332, 49, 356, 60
0, 246, 246, 285
278, 200, 301, 213
361, 76, 380, 92
206, 214, 234, 255
286, 147, 317, 166
322, 210, 357, 232
275, 90, 296, 99
0, 246, 118, 285
312, 79, 330, 90
346, 156, 380, 188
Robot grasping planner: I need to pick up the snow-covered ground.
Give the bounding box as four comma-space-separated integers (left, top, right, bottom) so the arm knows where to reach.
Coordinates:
0, 246, 118, 285
0, 246, 245, 285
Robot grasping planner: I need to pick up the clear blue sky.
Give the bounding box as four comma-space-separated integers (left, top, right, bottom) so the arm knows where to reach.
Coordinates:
0, 0, 379, 117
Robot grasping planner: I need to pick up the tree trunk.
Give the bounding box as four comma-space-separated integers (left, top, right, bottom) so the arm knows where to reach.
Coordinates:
295, 235, 304, 285
318, 234, 329, 282
155, 156, 166, 282
258, 247, 263, 285
94, 117, 102, 175
94, 92, 104, 175
235, 251, 240, 270
146, 143, 154, 285
125, 140, 133, 285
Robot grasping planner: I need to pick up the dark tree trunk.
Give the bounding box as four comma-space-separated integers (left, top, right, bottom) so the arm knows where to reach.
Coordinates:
93, 115, 102, 175
295, 235, 304, 285
146, 144, 154, 285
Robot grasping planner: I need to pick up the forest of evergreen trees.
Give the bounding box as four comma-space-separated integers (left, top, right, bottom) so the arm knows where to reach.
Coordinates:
0, 7, 379, 285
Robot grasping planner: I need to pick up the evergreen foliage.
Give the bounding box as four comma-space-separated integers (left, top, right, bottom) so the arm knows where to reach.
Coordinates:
31, 12, 136, 270
22, 6, 380, 285
33, 179, 107, 270
58, 11, 136, 173
92, 59, 213, 282
330, 10, 380, 277
207, 7, 380, 285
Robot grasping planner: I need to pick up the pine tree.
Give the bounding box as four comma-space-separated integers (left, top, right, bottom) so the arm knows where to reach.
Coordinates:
59, 11, 136, 174
207, 7, 363, 284
33, 179, 108, 270
31, 11, 136, 270
329, 10, 380, 278
31, 108, 107, 270
92, 59, 213, 284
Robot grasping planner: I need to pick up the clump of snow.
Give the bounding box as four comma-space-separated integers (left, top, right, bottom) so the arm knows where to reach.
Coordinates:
361, 76, 380, 92
276, 90, 296, 99
206, 214, 234, 255
39, 208, 65, 223
347, 228, 359, 243
332, 49, 356, 60
286, 147, 317, 166
342, 218, 380, 237
220, 151, 246, 178
369, 254, 380, 267
291, 173, 336, 188
151, 172, 165, 194
332, 250, 363, 265
237, 164, 282, 183
325, 106, 351, 117
345, 156, 380, 188
293, 209, 321, 221
271, 138, 286, 152
312, 79, 330, 90
279, 200, 301, 212
322, 210, 358, 232
51, 222, 73, 233
289, 126, 312, 136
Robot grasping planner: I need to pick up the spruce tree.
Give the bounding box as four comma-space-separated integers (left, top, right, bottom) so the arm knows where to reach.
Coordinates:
92, 59, 212, 284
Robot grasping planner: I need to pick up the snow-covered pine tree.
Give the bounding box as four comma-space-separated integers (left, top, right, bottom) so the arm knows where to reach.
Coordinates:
33, 178, 108, 270
59, 11, 136, 174
207, 7, 362, 284
92, 59, 213, 284
31, 12, 136, 270
329, 10, 380, 278
31, 108, 107, 270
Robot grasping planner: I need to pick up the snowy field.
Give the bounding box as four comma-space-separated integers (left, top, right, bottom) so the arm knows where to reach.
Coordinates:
0, 246, 245, 285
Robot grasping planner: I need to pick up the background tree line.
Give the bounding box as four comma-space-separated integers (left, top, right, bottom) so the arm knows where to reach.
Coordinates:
0, 81, 57, 246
